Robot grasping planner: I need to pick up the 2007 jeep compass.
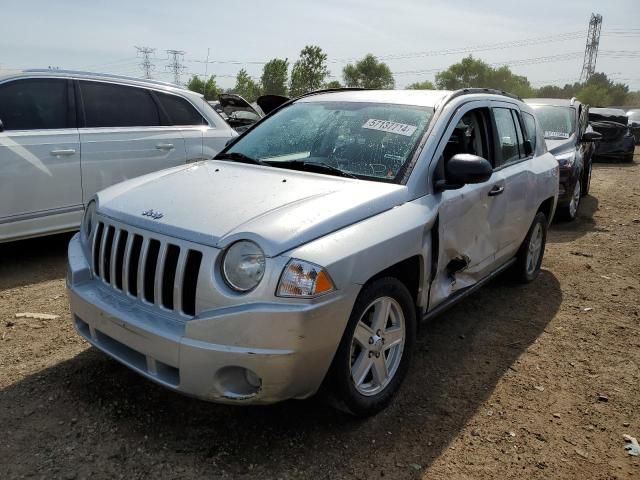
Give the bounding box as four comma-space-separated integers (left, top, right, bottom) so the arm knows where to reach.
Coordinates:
67, 88, 558, 416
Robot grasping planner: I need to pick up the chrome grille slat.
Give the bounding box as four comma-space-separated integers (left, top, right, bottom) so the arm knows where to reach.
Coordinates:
173, 249, 188, 314
137, 237, 151, 300
122, 232, 134, 294
109, 229, 121, 288
154, 242, 168, 306
90, 219, 202, 318
98, 224, 110, 281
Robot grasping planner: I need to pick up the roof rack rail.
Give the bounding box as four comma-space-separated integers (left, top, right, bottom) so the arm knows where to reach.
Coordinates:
434, 87, 522, 111
293, 87, 367, 100
22, 69, 182, 89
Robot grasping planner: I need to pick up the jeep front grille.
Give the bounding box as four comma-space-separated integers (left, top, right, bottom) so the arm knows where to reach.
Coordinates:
91, 221, 202, 317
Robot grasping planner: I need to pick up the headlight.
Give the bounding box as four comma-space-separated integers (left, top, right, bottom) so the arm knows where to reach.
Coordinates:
221, 241, 266, 292
276, 260, 335, 298
81, 201, 97, 243
554, 151, 576, 167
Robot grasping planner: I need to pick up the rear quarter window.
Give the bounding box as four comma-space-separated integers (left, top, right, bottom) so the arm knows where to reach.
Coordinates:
522, 112, 537, 151
156, 92, 206, 126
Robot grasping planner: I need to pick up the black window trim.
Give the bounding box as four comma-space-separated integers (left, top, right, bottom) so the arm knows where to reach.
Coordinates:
520, 110, 538, 157
490, 106, 532, 171
0, 76, 76, 132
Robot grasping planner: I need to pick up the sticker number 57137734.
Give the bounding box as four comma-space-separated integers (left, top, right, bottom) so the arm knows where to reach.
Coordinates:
362, 119, 418, 137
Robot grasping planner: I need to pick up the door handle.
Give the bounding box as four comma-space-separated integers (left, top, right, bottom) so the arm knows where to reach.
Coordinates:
50, 149, 76, 156
488, 185, 505, 196
156, 143, 174, 150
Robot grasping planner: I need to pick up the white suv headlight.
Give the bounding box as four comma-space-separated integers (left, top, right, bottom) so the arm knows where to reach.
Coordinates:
276, 260, 335, 298
81, 201, 97, 244
221, 240, 266, 292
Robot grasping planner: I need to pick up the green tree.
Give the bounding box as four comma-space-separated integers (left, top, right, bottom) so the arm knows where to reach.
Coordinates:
261, 58, 289, 96
231, 69, 261, 102
324, 80, 343, 89
186, 75, 221, 101
343, 54, 394, 89
407, 80, 435, 90
289, 45, 330, 97
435, 55, 533, 98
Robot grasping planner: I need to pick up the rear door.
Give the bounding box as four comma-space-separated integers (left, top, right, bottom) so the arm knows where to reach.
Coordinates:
0, 77, 82, 238
490, 103, 535, 264
77, 80, 187, 203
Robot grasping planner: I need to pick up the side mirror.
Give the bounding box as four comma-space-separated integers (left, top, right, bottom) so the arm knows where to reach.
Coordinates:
0, 118, 4, 132
523, 139, 533, 156
582, 131, 602, 142
436, 154, 493, 190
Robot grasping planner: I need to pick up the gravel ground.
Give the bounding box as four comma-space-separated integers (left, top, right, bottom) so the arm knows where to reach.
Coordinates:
1, 150, 639, 479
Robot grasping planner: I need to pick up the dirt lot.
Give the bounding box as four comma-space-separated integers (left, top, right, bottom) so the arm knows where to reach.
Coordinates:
1, 150, 639, 480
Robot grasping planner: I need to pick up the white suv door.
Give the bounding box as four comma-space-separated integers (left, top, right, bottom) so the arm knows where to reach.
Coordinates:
0, 77, 83, 241
77, 80, 188, 204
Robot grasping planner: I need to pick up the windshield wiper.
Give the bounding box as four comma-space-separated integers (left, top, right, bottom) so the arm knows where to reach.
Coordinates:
272, 160, 357, 179
216, 152, 270, 167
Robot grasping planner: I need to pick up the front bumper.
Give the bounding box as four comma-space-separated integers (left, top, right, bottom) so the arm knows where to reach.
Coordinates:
67, 234, 356, 404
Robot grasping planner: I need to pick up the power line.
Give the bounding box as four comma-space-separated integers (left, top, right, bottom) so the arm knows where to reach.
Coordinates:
135, 46, 156, 79
166, 49, 186, 85
580, 13, 603, 82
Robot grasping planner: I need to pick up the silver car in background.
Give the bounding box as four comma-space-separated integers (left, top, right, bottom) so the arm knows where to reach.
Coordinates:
67, 88, 558, 416
0, 70, 235, 243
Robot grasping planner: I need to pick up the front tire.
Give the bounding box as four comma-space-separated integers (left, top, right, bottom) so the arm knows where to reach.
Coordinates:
514, 212, 547, 283
559, 177, 581, 221
326, 277, 416, 417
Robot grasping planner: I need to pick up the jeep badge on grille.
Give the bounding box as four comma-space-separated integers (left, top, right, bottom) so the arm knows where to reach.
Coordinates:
142, 209, 163, 220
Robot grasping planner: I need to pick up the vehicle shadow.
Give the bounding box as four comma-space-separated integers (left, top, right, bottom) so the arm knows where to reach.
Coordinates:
0, 270, 561, 478
0, 232, 72, 291
548, 195, 599, 244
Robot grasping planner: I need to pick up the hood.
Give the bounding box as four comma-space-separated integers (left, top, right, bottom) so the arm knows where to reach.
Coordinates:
256, 95, 289, 115
545, 136, 576, 155
96, 161, 408, 256
589, 108, 628, 125
218, 94, 261, 117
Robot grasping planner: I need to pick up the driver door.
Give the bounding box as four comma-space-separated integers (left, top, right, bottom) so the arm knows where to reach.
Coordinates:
427, 102, 508, 310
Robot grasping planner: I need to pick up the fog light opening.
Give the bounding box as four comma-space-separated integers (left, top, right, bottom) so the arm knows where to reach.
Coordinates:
214, 366, 262, 400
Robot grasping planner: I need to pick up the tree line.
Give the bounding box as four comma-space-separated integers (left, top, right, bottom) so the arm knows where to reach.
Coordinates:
187, 45, 639, 107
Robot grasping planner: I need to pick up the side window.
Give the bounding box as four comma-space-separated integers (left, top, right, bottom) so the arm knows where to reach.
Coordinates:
522, 112, 537, 152
510, 110, 527, 158
156, 92, 206, 126
493, 108, 520, 166
80, 81, 160, 128
442, 108, 490, 163
0, 78, 70, 130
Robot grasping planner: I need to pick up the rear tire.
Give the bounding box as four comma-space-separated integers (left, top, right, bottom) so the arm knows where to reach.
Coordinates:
582, 163, 591, 196
325, 277, 416, 417
514, 212, 547, 283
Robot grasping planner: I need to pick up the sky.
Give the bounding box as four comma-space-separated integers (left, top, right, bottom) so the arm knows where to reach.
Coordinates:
1, 0, 639, 90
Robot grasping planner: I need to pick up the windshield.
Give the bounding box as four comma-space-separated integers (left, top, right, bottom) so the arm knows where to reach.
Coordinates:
226, 101, 434, 182
531, 105, 576, 139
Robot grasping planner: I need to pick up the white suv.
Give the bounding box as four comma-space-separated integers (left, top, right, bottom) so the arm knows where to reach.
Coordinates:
0, 70, 236, 243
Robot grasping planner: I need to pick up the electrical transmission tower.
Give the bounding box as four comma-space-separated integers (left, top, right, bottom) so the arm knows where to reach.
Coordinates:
579, 13, 603, 83
135, 46, 156, 79
166, 50, 186, 85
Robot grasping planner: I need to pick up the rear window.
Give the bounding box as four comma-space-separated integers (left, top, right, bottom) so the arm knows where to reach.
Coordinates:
0, 78, 70, 130
80, 81, 160, 128
156, 92, 205, 126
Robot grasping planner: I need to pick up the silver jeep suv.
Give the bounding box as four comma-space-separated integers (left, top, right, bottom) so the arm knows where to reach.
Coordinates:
67, 88, 558, 416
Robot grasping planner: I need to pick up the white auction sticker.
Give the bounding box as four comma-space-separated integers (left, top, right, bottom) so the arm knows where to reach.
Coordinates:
545, 131, 570, 139
362, 119, 418, 136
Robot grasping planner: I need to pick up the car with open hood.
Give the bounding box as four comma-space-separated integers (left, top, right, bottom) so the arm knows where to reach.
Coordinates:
210, 93, 289, 133
525, 98, 601, 221
589, 107, 635, 162
67, 88, 558, 416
